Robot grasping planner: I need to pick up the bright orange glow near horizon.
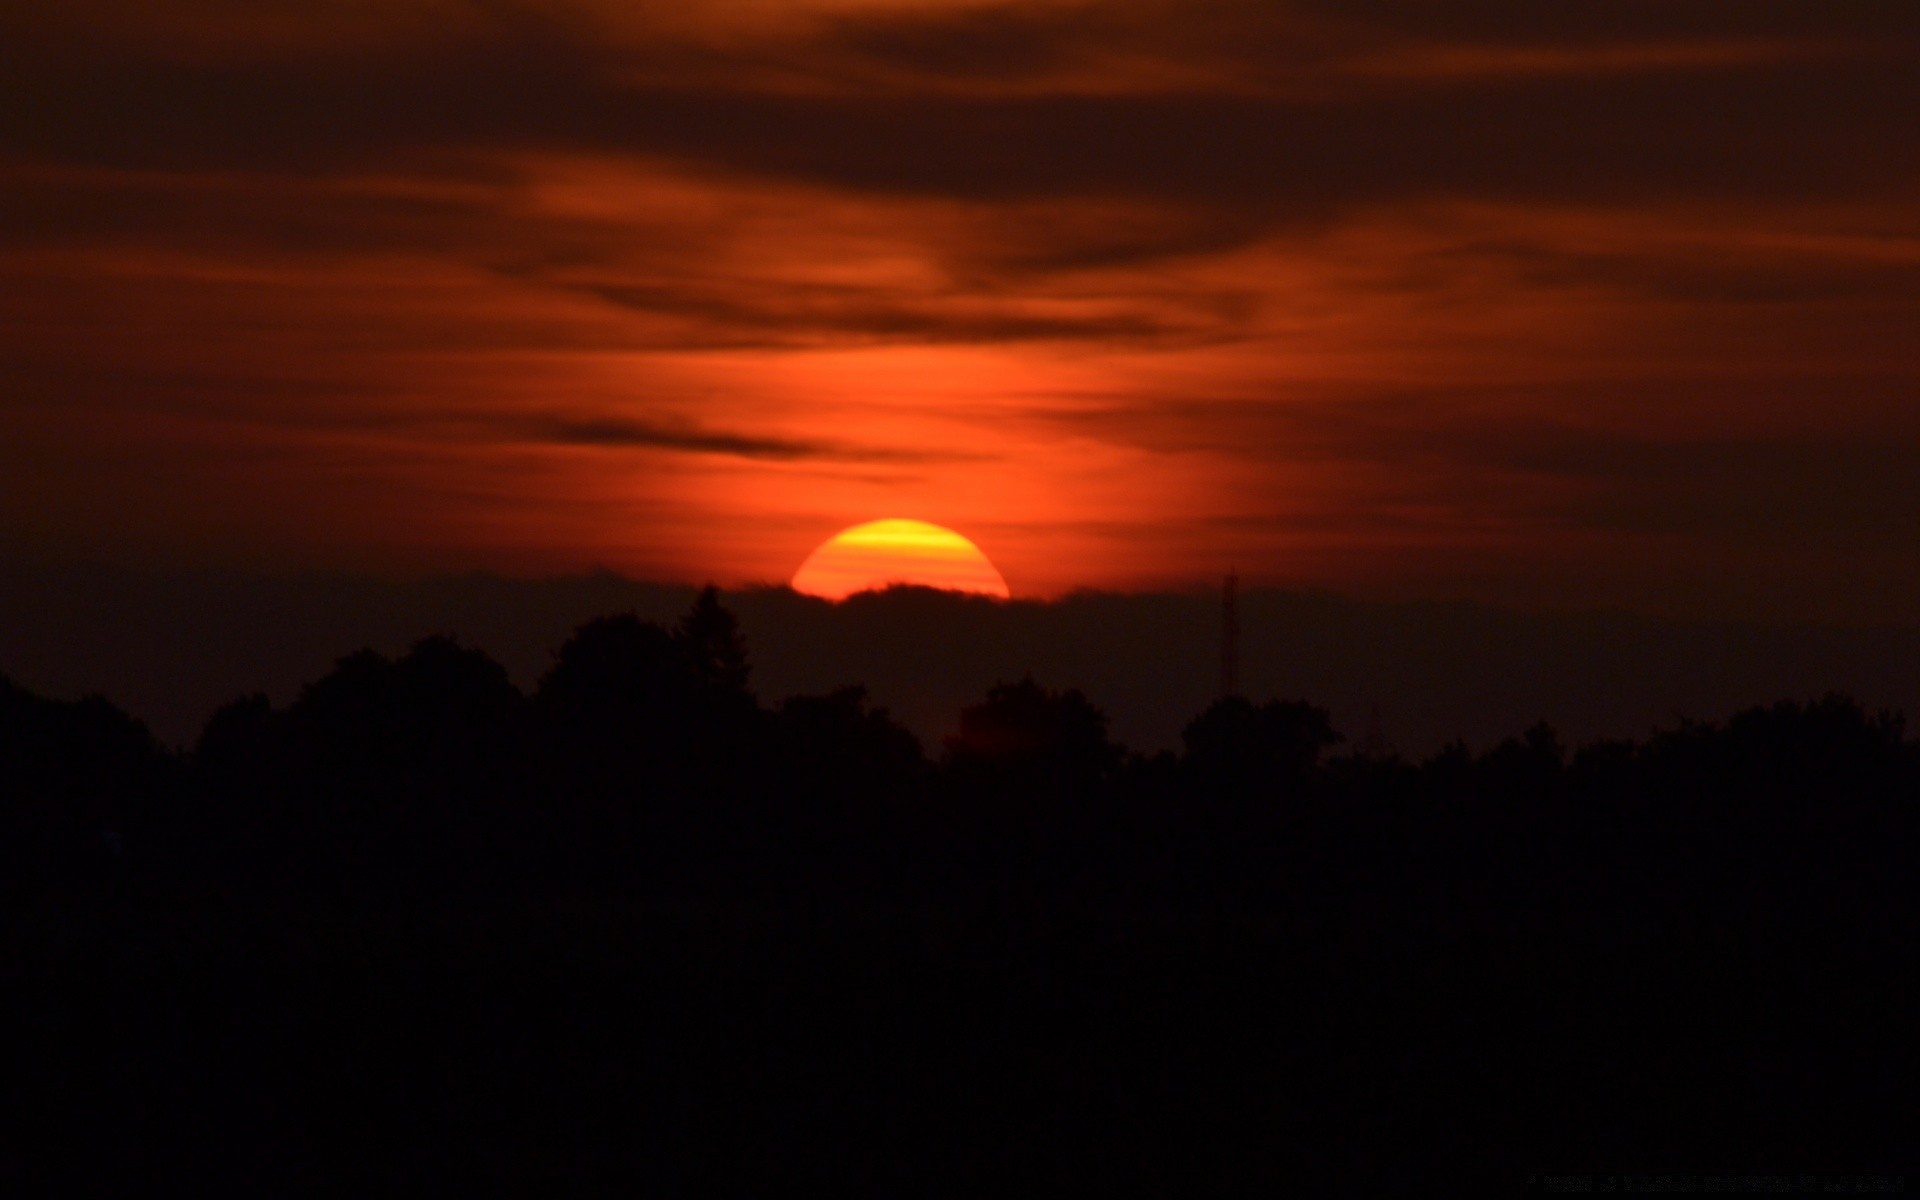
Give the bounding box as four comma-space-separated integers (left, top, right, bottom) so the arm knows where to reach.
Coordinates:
4, 2, 1920, 623
791, 519, 1012, 601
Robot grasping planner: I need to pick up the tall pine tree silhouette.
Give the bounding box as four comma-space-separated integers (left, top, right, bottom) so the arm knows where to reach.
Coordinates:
678, 584, 751, 696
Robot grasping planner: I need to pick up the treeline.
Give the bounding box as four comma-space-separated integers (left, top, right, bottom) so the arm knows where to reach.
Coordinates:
7, 589, 1917, 1187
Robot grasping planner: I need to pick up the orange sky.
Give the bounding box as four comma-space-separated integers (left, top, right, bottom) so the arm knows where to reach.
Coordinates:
4, 1, 1920, 621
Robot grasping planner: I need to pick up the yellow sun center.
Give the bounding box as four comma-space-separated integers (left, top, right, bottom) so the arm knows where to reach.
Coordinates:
790, 519, 1011, 601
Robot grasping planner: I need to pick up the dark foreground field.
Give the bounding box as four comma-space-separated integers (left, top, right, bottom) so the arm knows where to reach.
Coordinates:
9, 593, 1915, 1188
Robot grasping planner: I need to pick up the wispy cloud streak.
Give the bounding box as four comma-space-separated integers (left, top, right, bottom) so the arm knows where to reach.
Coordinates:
2, 0, 1919, 618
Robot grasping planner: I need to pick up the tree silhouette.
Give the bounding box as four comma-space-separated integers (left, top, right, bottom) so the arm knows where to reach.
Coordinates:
527, 597, 768, 886
1180, 695, 1342, 797
536, 613, 696, 722
1, 675, 165, 890
222, 637, 529, 887
6, 595, 1920, 1189
678, 583, 751, 696
776, 685, 925, 799
1476, 720, 1565, 800
943, 676, 1120, 792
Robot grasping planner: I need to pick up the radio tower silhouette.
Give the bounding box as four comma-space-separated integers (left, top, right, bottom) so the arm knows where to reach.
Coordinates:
1221, 569, 1240, 698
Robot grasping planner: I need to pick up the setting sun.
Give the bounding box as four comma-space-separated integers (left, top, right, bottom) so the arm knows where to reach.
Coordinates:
790, 519, 1011, 601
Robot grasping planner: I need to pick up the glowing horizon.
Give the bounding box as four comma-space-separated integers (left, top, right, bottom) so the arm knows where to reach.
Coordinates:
790, 519, 1012, 602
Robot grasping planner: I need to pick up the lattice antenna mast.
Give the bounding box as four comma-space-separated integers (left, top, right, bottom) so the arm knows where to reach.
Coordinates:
1221, 569, 1240, 698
